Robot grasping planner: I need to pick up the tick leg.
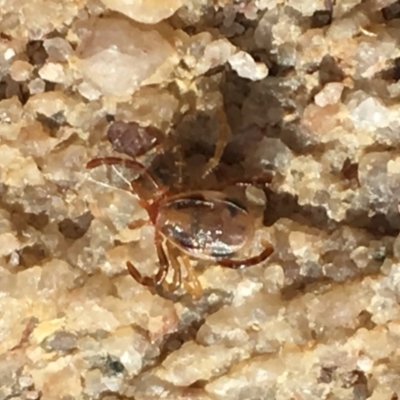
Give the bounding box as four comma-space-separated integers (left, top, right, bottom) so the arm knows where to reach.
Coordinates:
87, 157, 147, 171
127, 218, 148, 230
86, 157, 162, 193
126, 234, 169, 288
218, 239, 274, 269
212, 171, 274, 191
202, 107, 229, 178
180, 254, 203, 299
176, 147, 185, 190
126, 261, 155, 287
231, 173, 274, 187
165, 241, 182, 291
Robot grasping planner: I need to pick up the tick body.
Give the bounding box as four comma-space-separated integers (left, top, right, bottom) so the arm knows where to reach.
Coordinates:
157, 191, 253, 261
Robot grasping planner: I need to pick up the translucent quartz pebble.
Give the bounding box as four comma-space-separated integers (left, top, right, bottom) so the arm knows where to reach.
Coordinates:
100, 0, 186, 24
76, 18, 177, 97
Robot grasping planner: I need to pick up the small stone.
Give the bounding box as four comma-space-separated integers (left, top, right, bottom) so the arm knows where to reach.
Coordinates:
206, 356, 286, 399
75, 18, 177, 97
357, 355, 374, 372
58, 212, 93, 240
0, 232, 20, 256
26, 91, 74, 121
255, 0, 281, 10
84, 369, 106, 398
228, 51, 269, 81
101, 327, 143, 374
0, 145, 44, 187
263, 264, 285, 293
302, 102, 341, 138
193, 39, 236, 76
387, 157, 400, 174
18, 375, 33, 388
77, 81, 102, 101
101, 375, 124, 392
314, 82, 344, 107
288, 230, 321, 260
66, 301, 120, 333
115, 86, 179, 128
25, 391, 41, 400
4, 47, 15, 61
4, 0, 81, 40
0, 97, 23, 124
156, 341, 245, 386
31, 357, 82, 399
106, 121, 164, 158
28, 78, 45, 95
347, 91, 393, 130
43, 37, 73, 62
8, 251, 20, 267
287, 0, 327, 16
9, 60, 33, 81
38, 62, 66, 83
42, 330, 77, 352
99, 0, 186, 24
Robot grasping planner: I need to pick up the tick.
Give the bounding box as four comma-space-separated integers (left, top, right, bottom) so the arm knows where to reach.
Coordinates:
87, 112, 274, 298
87, 157, 274, 298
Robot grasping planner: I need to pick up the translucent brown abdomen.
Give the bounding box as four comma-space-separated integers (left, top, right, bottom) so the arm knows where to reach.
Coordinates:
156, 192, 254, 260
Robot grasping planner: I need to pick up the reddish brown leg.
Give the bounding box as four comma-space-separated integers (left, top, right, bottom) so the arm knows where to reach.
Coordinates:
202, 107, 229, 178
87, 157, 161, 192
180, 254, 203, 299
218, 240, 274, 270
126, 234, 169, 287
127, 218, 148, 230
231, 173, 274, 187
165, 241, 182, 291
175, 146, 185, 190
213, 172, 274, 191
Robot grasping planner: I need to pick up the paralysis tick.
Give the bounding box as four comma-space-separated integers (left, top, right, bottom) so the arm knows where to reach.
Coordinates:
87, 157, 274, 298
87, 113, 274, 298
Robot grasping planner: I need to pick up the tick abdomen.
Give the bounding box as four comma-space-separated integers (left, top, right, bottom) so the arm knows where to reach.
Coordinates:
156, 191, 254, 259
